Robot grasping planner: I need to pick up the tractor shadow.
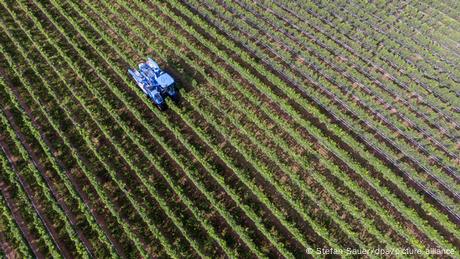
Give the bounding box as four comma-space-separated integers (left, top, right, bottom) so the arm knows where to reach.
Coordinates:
162, 56, 206, 109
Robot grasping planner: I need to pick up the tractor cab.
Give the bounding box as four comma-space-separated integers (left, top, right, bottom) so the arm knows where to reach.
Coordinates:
146, 58, 178, 101
156, 72, 178, 101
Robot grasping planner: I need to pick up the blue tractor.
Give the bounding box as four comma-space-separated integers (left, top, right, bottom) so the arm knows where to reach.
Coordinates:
128, 58, 178, 110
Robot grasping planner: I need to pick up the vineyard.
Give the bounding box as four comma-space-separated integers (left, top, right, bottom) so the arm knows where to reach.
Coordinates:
0, 0, 459, 258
